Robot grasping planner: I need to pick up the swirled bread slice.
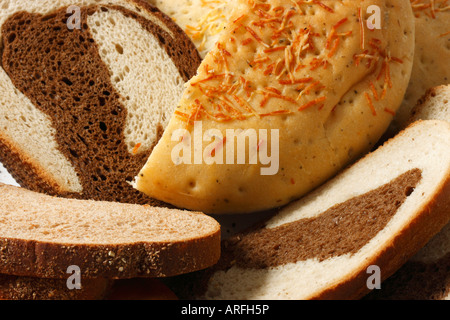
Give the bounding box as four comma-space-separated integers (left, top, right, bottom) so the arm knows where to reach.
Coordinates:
0, 183, 221, 280
0, 0, 201, 205
135, 0, 415, 214
176, 120, 450, 300
393, 1, 450, 129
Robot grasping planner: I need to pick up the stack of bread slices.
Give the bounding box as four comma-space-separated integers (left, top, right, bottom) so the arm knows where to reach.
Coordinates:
0, 0, 449, 300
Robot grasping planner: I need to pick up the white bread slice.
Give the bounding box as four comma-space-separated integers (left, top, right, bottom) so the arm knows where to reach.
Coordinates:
0, 0, 201, 204
183, 120, 450, 300
0, 183, 221, 280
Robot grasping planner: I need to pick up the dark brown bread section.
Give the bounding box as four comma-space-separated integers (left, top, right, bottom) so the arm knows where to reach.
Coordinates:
0, 4, 200, 205
218, 169, 422, 269
0, 274, 112, 300
364, 252, 450, 300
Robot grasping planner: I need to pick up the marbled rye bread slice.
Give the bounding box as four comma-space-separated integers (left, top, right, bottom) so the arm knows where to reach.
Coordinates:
0, 0, 201, 205
175, 120, 450, 300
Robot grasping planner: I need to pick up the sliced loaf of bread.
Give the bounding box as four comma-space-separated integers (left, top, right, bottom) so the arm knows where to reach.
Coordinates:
0, 0, 201, 205
0, 183, 221, 280
177, 120, 450, 300
0, 274, 112, 300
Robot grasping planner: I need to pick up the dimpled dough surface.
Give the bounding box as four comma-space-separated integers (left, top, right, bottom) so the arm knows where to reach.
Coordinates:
136, 0, 415, 214
395, 0, 450, 128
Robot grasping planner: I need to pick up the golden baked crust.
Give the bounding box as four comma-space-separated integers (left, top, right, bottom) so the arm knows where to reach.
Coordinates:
136, 0, 415, 214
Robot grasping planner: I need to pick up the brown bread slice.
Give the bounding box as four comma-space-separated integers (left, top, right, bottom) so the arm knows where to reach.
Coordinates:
0, 183, 221, 280
172, 120, 450, 300
0, 0, 201, 205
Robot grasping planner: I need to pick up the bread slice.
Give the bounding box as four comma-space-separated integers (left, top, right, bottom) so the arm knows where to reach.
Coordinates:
393, 1, 450, 129
148, 0, 236, 58
0, 183, 221, 280
135, 0, 415, 214
0, 0, 201, 205
363, 223, 450, 300
409, 85, 450, 124
0, 274, 112, 300
176, 120, 450, 300
364, 84, 450, 300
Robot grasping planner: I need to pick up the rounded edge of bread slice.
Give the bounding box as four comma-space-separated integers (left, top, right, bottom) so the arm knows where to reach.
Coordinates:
409, 84, 450, 125
188, 120, 450, 300
363, 84, 450, 300
0, 184, 221, 280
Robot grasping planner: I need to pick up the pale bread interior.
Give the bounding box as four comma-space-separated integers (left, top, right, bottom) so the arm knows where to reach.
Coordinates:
406, 84, 450, 300
203, 120, 450, 300
410, 85, 450, 124
0, 72, 83, 193
87, 8, 185, 154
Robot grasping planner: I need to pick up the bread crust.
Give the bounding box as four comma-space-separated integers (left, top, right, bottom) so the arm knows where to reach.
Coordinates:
0, 133, 68, 196
0, 183, 221, 280
0, 233, 221, 279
